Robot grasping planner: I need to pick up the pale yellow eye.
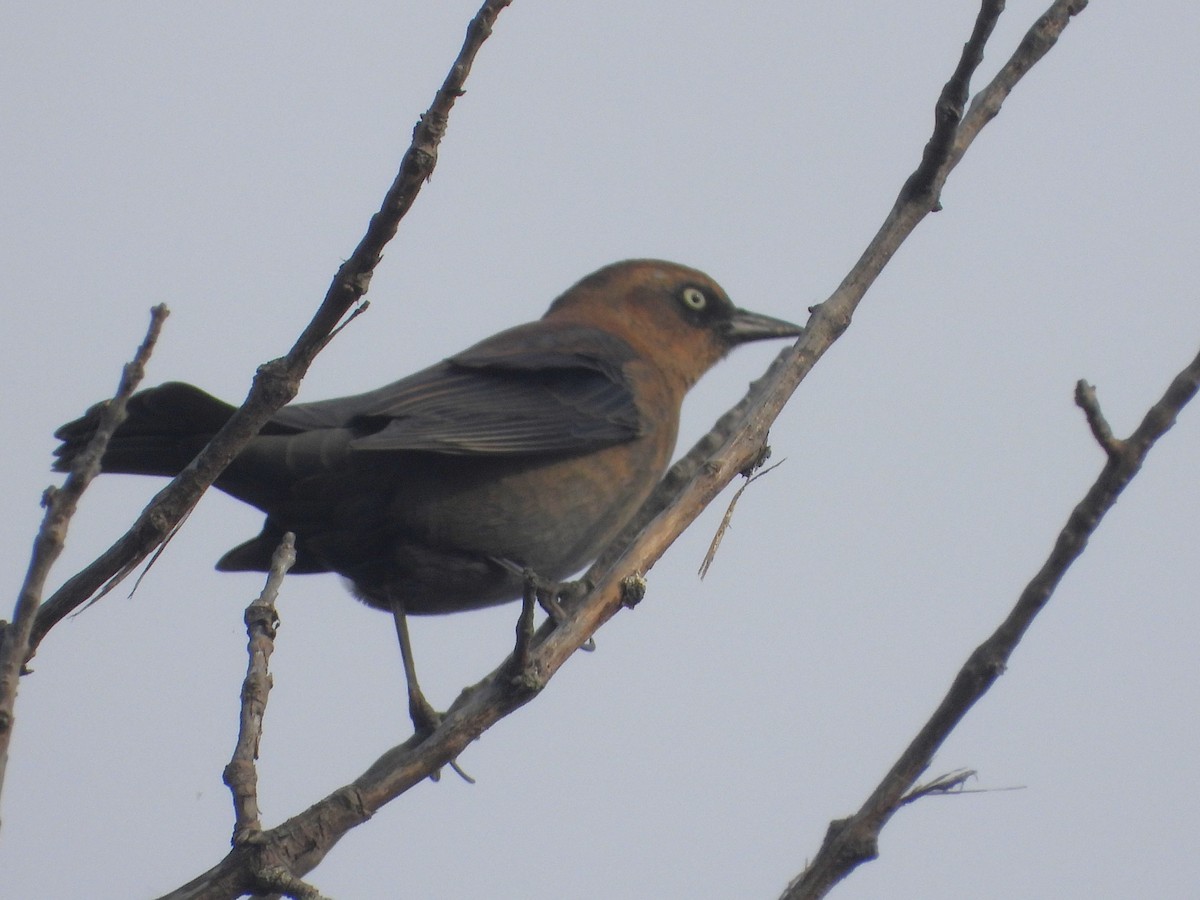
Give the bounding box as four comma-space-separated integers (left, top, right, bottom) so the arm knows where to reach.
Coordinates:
680, 287, 707, 311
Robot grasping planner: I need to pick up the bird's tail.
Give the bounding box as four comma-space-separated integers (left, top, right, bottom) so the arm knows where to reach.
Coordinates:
53, 382, 236, 476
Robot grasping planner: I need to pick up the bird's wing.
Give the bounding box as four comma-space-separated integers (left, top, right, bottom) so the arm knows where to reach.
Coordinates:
266, 323, 644, 456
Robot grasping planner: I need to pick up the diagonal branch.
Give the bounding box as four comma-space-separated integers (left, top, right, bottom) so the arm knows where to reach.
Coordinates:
603, 1, 1092, 567
0, 305, 168, 807
903, 0, 1004, 202
781, 344, 1200, 899
25, 0, 513, 658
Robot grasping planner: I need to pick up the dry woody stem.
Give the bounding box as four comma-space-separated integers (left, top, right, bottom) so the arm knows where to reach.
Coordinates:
782, 348, 1198, 899
0, 305, 168, 807
223, 533, 295, 845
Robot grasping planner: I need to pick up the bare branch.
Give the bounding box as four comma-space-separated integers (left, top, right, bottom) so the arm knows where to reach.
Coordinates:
903, 0, 1003, 203
781, 343, 1200, 897
223, 534, 294, 846
0, 305, 168, 807
602, 3, 1097, 578
1075, 379, 1122, 457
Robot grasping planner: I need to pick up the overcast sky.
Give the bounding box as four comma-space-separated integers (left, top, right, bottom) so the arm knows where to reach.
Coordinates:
3, 2, 1198, 898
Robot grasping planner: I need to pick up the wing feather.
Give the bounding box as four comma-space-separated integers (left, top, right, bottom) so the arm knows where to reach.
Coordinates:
266, 322, 643, 457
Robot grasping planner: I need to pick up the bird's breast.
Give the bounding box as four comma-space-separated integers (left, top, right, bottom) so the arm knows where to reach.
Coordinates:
392, 425, 673, 578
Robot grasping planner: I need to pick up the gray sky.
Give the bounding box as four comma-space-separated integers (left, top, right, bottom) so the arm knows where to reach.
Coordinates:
3, 2, 1198, 898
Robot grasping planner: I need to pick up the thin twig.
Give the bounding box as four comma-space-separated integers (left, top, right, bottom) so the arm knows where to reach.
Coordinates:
1075, 379, 1122, 457
903, 0, 1004, 204
699, 456, 785, 579
223, 534, 295, 846
782, 343, 1200, 898
0, 305, 168, 809
899, 769, 977, 806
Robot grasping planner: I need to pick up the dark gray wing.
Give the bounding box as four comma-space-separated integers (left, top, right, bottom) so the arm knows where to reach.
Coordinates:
266, 321, 644, 456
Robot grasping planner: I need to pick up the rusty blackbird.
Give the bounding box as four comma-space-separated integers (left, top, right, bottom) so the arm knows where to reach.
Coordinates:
55, 259, 802, 613
55, 260, 802, 728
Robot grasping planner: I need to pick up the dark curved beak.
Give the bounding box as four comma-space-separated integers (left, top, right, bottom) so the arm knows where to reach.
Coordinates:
723, 308, 805, 345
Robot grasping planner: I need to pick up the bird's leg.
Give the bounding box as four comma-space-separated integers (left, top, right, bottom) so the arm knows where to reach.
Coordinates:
512, 569, 538, 672
392, 604, 476, 784
392, 601, 441, 737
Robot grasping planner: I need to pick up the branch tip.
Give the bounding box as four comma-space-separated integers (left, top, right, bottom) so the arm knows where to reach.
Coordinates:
1074, 379, 1122, 457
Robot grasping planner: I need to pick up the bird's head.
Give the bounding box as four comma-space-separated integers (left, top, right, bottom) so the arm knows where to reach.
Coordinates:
544, 259, 804, 391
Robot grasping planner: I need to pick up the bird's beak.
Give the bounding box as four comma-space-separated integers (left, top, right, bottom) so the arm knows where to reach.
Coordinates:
723, 308, 805, 344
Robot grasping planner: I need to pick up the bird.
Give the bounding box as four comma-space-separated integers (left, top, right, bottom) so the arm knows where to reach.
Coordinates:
54, 259, 802, 730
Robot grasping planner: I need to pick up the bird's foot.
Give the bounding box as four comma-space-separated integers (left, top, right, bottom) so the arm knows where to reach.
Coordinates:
393, 608, 474, 783
490, 558, 596, 657
535, 575, 594, 651
407, 690, 443, 739
489, 557, 591, 623
391, 606, 442, 737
